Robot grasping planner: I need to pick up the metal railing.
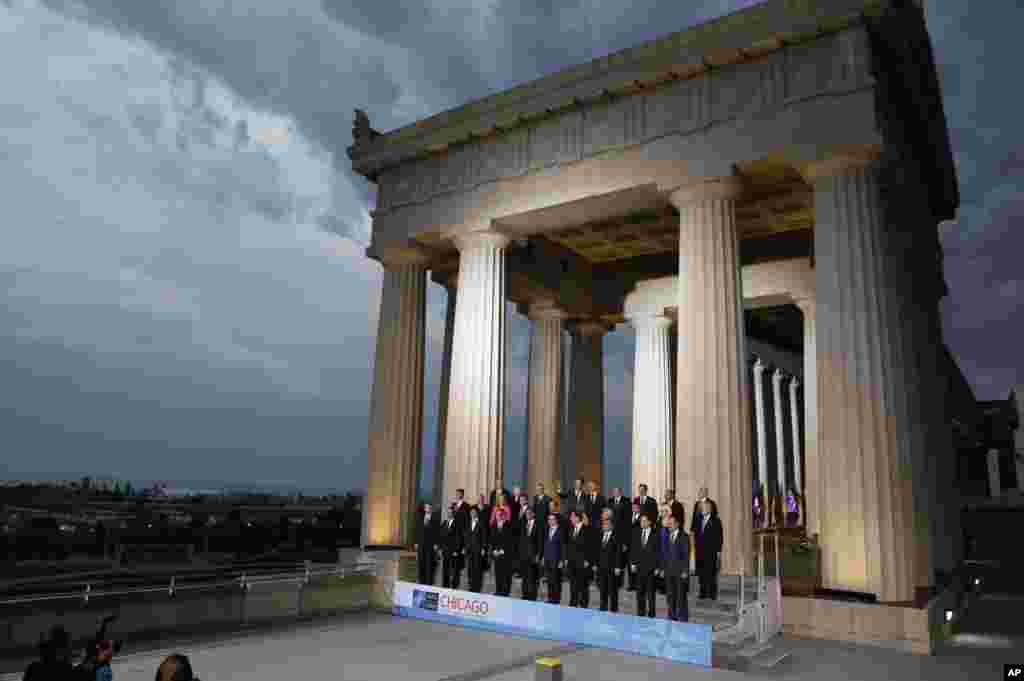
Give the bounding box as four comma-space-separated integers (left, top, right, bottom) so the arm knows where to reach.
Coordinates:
0, 560, 375, 607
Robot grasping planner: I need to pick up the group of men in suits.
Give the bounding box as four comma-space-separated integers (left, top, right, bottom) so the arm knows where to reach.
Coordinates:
413, 480, 724, 623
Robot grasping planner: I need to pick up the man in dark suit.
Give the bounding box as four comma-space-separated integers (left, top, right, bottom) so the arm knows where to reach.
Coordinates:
663, 489, 686, 527
518, 507, 542, 600
583, 481, 605, 521
695, 499, 723, 600
566, 511, 595, 608
565, 477, 586, 518
626, 500, 643, 591
490, 509, 515, 597
596, 514, 623, 612
415, 503, 440, 585
634, 484, 658, 521
489, 478, 512, 509
607, 487, 630, 531
630, 513, 659, 617
542, 512, 565, 604
532, 483, 551, 523
452, 488, 471, 533
440, 505, 463, 589
661, 514, 690, 622
690, 487, 710, 535
463, 506, 487, 593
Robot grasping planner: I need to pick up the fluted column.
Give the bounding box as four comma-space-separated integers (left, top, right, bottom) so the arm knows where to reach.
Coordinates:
789, 378, 803, 495
364, 255, 428, 547
772, 369, 788, 496
568, 321, 608, 489
630, 314, 674, 503
526, 301, 566, 493
753, 358, 769, 492
443, 231, 510, 504
672, 177, 751, 575
432, 282, 457, 506
811, 154, 925, 601
795, 297, 820, 537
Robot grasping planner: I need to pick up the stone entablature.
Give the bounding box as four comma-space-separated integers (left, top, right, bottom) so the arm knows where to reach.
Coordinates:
369, 27, 873, 215
349, 0, 888, 177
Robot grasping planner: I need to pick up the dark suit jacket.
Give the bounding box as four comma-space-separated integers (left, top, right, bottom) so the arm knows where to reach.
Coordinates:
440, 518, 462, 556
596, 528, 622, 572
630, 527, 660, 575
661, 529, 690, 579
634, 495, 659, 522
463, 520, 487, 560
695, 514, 723, 556
452, 501, 471, 533
566, 525, 596, 568
608, 496, 630, 530
489, 523, 516, 561
519, 518, 541, 565
542, 525, 564, 564
582, 493, 606, 521
531, 495, 551, 522
416, 512, 440, 552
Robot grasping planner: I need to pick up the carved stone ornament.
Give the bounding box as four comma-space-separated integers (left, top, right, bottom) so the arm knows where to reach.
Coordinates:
353, 109, 381, 145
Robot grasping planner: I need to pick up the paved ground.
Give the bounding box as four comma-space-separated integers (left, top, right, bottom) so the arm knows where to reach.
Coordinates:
4, 595, 1021, 681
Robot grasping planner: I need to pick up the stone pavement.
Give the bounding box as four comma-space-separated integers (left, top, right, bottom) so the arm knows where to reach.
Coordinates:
3, 595, 1020, 681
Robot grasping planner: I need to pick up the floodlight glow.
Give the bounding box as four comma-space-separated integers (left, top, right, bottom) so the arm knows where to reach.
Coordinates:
945, 610, 954, 623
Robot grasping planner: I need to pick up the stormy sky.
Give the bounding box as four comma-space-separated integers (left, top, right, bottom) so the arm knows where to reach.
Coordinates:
0, 0, 1020, 494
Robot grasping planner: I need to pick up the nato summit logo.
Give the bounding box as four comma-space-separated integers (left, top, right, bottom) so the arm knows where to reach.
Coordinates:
413, 589, 439, 612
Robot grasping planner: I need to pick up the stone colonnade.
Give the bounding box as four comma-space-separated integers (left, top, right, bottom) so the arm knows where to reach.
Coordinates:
363, 160, 945, 603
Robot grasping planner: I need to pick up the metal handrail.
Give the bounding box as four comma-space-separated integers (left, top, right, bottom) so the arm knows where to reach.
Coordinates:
0, 563, 374, 607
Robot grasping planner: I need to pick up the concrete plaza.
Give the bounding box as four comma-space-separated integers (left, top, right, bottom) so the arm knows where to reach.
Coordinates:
4, 595, 1017, 681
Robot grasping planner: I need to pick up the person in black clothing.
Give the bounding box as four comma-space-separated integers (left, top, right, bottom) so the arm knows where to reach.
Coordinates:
439, 505, 463, 589
532, 483, 551, 524
661, 514, 690, 622
582, 481, 605, 522
630, 513, 660, 617
664, 489, 686, 528
694, 499, 723, 600
452, 489, 471, 532
518, 507, 542, 600
565, 511, 595, 608
23, 625, 75, 681
596, 514, 623, 612
567, 478, 586, 518
634, 484, 658, 521
542, 512, 565, 604
463, 506, 487, 593
415, 503, 440, 586
489, 508, 515, 596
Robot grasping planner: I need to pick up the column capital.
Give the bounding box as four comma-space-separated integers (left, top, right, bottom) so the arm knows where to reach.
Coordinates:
667, 176, 745, 208
800, 148, 883, 183
790, 377, 801, 389
753, 357, 766, 373
772, 367, 786, 381
450, 230, 511, 253
367, 241, 432, 268
528, 300, 567, 321
793, 296, 816, 317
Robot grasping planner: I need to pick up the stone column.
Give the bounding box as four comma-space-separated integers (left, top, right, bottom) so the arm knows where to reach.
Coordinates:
443, 231, 510, 504
1016, 448, 1024, 495
568, 321, 607, 489
753, 358, 769, 493
987, 449, 1002, 498
671, 177, 752, 576
810, 154, 924, 601
526, 301, 566, 493
363, 254, 428, 547
772, 368, 788, 496
630, 314, 674, 503
789, 378, 803, 495
795, 297, 820, 537
432, 281, 457, 506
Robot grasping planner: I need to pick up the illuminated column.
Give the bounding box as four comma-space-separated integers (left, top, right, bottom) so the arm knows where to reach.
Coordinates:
363, 252, 428, 547
432, 280, 457, 506
772, 369, 788, 496
630, 313, 674, 503
526, 301, 565, 493
811, 154, 922, 601
568, 321, 607, 489
789, 378, 803, 495
672, 177, 752, 575
987, 449, 1002, 498
753, 358, 769, 492
443, 231, 510, 504
795, 297, 820, 537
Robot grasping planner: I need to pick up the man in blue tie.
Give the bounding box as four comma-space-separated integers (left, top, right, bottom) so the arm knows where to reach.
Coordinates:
542, 512, 565, 604
661, 514, 690, 622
